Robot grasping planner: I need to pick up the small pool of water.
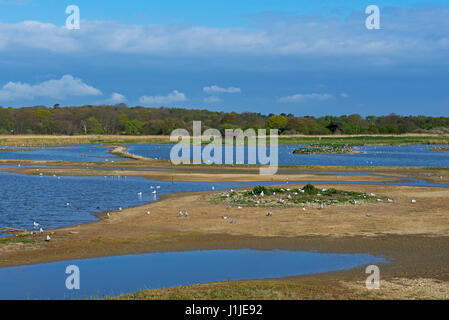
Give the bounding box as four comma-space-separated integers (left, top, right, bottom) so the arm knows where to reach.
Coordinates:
0, 249, 386, 300
0, 145, 128, 162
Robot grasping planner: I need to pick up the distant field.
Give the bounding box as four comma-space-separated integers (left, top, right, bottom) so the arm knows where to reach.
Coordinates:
0, 134, 448, 146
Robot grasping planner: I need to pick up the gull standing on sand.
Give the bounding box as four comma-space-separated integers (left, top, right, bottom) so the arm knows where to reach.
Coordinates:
39, 227, 44, 233
146, 211, 151, 215
45, 234, 51, 242
179, 211, 184, 217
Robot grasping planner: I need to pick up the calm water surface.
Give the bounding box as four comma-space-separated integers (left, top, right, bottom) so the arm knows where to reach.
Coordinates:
0, 145, 127, 162
127, 144, 449, 167
1, 144, 447, 167
0, 249, 386, 300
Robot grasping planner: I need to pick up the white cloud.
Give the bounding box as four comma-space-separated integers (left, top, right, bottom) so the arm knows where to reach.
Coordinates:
203, 96, 222, 104
0, 74, 102, 101
95, 92, 127, 105
0, 7, 447, 63
279, 93, 333, 103
203, 85, 241, 94
139, 90, 187, 106
340, 93, 350, 98
110, 92, 127, 103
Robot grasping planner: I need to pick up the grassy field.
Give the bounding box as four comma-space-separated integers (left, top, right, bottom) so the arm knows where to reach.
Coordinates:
1, 134, 449, 146
111, 279, 355, 300
111, 276, 449, 300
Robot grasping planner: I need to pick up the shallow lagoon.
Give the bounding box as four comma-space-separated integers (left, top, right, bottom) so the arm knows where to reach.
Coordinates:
127, 144, 449, 167
0, 145, 127, 162
1, 144, 448, 167
0, 249, 386, 300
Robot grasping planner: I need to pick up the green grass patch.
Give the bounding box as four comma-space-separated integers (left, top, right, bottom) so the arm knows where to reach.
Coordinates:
213, 184, 387, 208
293, 144, 356, 154
0, 235, 36, 244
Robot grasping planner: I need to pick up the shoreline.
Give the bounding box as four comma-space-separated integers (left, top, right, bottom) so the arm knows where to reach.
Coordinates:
1, 182, 448, 278
1, 154, 448, 298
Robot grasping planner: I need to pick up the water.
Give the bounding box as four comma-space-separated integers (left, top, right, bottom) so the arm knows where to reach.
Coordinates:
0, 249, 386, 300
127, 144, 449, 167
0, 145, 128, 162
0, 171, 308, 232
1, 144, 447, 166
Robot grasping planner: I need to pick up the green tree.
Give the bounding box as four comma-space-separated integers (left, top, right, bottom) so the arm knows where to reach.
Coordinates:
267, 115, 288, 131
124, 120, 143, 135
118, 113, 129, 132
85, 117, 104, 134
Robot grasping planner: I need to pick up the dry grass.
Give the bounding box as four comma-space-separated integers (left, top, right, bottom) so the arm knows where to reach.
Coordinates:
112, 279, 355, 300
0, 135, 171, 146
112, 277, 449, 300
1, 134, 449, 147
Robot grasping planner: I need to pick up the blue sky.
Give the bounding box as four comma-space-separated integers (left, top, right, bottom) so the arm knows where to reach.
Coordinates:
0, 0, 448, 116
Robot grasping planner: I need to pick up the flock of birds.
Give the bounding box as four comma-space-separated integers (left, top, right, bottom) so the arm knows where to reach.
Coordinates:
32, 221, 50, 241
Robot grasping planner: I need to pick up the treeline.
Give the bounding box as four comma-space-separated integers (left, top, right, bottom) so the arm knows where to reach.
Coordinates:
0, 104, 448, 135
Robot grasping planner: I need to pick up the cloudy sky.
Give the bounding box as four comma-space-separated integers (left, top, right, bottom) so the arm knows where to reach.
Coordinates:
0, 0, 448, 116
